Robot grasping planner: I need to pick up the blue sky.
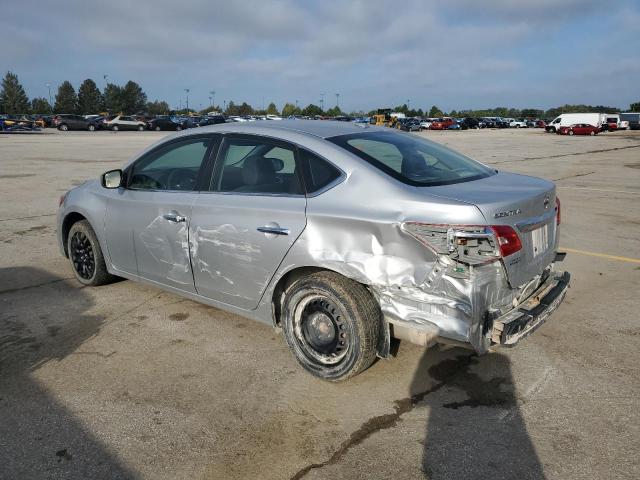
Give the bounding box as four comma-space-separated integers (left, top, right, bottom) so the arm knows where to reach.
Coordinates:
2, 0, 639, 112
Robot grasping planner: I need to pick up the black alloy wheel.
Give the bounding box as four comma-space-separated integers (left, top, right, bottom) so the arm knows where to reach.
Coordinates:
70, 231, 95, 281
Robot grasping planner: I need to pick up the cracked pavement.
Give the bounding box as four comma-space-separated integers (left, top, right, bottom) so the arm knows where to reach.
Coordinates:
1, 128, 639, 479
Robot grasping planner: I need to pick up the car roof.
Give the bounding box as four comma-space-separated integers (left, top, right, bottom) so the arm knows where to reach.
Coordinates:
194, 119, 374, 139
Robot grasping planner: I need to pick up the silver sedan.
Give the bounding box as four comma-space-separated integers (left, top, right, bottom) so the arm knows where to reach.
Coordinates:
57, 121, 570, 380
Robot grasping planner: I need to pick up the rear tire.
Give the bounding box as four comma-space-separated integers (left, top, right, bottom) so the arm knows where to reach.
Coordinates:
59, 124, 68, 131
590, 131, 595, 136
154, 125, 161, 131
138, 125, 144, 131
67, 220, 115, 286
112, 125, 119, 131
569, 130, 574, 136
88, 124, 95, 131
176, 125, 182, 131
282, 271, 380, 381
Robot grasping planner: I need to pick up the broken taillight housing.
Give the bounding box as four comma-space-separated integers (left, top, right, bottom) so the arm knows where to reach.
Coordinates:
555, 197, 561, 225
402, 222, 522, 265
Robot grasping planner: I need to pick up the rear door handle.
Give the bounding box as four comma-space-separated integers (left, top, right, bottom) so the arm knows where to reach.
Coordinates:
163, 211, 186, 223
257, 226, 290, 235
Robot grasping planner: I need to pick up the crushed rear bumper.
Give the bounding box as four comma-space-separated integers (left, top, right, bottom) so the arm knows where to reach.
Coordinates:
492, 270, 570, 347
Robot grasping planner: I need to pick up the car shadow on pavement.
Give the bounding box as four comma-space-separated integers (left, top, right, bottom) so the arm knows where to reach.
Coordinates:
0, 267, 136, 479
410, 346, 545, 480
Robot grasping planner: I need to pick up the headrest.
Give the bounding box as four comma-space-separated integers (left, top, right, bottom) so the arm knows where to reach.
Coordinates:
242, 155, 276, 185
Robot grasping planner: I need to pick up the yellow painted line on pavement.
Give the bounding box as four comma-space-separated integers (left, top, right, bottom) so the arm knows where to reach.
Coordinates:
562, 247, 640, 264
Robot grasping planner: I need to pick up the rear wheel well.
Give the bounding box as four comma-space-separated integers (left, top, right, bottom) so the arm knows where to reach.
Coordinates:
61, 212, 87, 257
272, 267, 325, 327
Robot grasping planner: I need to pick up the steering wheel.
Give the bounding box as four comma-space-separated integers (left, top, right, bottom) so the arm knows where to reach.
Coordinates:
167, 169, 196, 191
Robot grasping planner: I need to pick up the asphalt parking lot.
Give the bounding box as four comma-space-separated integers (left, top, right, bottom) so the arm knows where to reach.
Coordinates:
1, 127, 639, 480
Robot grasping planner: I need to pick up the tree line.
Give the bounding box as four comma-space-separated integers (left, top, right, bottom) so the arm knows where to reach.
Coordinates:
1, 71, 638, 118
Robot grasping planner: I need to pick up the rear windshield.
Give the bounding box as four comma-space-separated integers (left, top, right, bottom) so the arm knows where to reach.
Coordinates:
327, 131, 494, 186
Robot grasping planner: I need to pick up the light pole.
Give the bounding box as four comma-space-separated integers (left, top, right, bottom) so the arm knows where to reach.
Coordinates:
209, 90, 215, 110
46, 83, 52, 113
320, 93, 325, 112
184, 89, 190, 112
335, 93, 340, 109
223, 100, 227, 112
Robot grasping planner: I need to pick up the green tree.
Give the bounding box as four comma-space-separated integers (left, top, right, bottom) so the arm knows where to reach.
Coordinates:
301, 104, 323, 116
237, 102, 254, 116
326, 106, 342, 117
30, 97, 52, 114
147, 100, 170, 115
281, 102, 302, 117
120, 80, 147, 114
54, 81, 78, 113
429, 105, 443, 117
630, 101, 640, 111
77, 78, 103, 114
225, 100, 238, 115
266, 102, 279, 115
0, 71, 30, 113
103, 83, 123, 113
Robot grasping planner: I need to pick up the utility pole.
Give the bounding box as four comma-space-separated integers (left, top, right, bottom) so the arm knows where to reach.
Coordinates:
320, 93, 325, 112
407, 99, 410, 112
336, 93, 340, 109
209, 90, 215, 110
223, 100, 227, 112
184, 88, 190, 112
295, 99, 298, 109
46, 83, 52, 113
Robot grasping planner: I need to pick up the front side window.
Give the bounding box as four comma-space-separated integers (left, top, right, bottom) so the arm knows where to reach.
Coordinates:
128, 137, 212, 191
328, 131, 494, 186
211, 137, 303, 195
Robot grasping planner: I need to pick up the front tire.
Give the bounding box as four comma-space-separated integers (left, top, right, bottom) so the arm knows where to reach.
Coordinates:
138, 125, 144, 131
112, 125, 119, 131
282, 271, 380, 381
569, 130, 574, 135
59, 124, 69, 131
88, 124, 95, 131
67, 220, 115, 286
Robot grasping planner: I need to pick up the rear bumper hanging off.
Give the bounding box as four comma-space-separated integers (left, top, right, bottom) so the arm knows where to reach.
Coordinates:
492, 270, 571, 347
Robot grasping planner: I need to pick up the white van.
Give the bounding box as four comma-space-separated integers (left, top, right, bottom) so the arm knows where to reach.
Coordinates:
545, 113, 604, 133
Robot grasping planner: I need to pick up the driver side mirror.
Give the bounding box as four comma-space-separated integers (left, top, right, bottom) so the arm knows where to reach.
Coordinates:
101, 169, 123, 189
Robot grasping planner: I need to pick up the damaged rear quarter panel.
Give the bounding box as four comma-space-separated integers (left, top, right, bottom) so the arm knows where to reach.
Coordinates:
264, 151, 511, 347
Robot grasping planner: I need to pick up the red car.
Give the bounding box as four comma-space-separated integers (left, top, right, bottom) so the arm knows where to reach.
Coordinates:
557, 123, 599, 136
429, 117, 455, 130
535, 120, 546, 128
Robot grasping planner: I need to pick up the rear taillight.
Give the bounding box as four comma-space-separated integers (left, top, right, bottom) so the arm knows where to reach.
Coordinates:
402, 222, 522, 265
489, 225, 522, 257
555, 197, 561, 225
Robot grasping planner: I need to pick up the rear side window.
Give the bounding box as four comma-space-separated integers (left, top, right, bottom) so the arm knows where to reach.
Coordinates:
328, 131, 494, 187
211, 137, 303, 195
299, 149, 342, 194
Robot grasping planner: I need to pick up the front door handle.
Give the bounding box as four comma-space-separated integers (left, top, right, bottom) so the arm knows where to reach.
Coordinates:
163, 211, 186, 223
257, 226, 289, 236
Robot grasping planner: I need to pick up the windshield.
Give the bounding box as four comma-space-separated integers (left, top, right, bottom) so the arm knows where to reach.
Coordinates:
328, 131, 495, 186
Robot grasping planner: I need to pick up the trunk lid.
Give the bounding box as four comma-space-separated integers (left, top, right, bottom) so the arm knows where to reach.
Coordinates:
425, 171, 558, 287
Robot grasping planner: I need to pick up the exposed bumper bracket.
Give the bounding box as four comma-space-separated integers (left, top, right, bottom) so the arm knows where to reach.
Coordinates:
493, 271, 571, 347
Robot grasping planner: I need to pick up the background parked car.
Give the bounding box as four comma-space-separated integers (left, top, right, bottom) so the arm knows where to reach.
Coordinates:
460, 117, 481, 129
104, 115, 146, 131
397, 118, 421, 131
558, 123, 599, 136
147, 115, 189, 131
54, 114, 103, 131
196, 115, 226, 127
429, 118, 455, 130
509, 119, 528, 128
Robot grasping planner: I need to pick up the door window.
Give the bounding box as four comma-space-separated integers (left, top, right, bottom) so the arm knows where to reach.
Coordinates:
211, 137, 303, 195
128, 137, 212, 191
